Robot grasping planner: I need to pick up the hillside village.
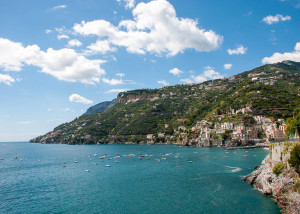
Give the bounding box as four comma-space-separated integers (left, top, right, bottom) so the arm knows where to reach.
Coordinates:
147, 106, 288, 147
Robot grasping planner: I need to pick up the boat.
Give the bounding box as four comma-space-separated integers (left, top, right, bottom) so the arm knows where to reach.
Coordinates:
105, 165, 111, 167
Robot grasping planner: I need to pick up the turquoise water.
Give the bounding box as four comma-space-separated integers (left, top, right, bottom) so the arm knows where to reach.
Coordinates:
0, 142, 280, 213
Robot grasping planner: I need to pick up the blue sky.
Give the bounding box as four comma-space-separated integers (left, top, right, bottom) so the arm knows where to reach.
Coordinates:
0, 0, 299, 141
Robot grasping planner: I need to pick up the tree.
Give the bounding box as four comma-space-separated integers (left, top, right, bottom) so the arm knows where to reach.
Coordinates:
288, 143, 300, 173
285, 108, 300, 138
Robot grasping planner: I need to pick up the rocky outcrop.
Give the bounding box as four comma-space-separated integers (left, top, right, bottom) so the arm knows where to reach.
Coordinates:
82, 99, 117, 116
244, 143, 300, 213
117, 93, 159, 103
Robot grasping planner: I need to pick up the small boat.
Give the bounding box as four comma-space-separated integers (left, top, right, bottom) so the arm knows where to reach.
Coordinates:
105, 165, 111, 167
14, 156, 18, 159
74, 161, 78, 163
187, 160, 193, 163
62, 166, 66, 167
84, 170, 89, 172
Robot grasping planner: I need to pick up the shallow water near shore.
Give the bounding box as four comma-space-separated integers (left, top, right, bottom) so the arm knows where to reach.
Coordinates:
0, 142, 280, 213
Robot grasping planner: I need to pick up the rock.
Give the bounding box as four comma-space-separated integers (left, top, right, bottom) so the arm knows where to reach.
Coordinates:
244, 148, 300, 213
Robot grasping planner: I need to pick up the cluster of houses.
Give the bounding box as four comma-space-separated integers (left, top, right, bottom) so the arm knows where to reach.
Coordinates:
192, 116, 286, 143
146, 106, 287, 146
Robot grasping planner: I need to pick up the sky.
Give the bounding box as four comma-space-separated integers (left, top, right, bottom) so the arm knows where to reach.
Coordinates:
0, 0, 299, 141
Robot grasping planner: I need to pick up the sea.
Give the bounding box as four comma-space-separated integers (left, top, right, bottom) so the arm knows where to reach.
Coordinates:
0, 142, 280, 214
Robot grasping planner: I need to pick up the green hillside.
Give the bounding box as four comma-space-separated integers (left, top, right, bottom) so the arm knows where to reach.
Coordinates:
30, 61, 300, 144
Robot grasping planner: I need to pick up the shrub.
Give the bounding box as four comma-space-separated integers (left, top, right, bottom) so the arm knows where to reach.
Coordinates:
273, 163, 286, 176
294, 181, 300, 193
288, 143, 300, 169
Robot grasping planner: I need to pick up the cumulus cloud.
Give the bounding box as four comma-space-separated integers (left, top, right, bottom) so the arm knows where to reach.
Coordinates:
227, 45, 247, 55
262, 42, 300, 64
224, 63, 232, 70
69, 94, 93, 104
57, 34, 69, 40
180, 66, 223, 84
180, 78, 195, 84
169, 68, 183, 76
0, 38, 106, 84
0, 73, 15, 86
116, 73, 125, 78
45, 29, 52, 34
86, 40, 116, 55
53, 5, 67, 10
117, 0, 135, 9
204, 69, 224, 79
157, 80, 169, 86
74, 0, 222, 56
106, 88, 129, 93
262, 14, 291, 25
102, 77, 124, 85
68, 39, 82, 47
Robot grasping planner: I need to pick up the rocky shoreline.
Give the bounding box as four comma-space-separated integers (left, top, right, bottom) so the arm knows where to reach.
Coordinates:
244, 143, 300, 213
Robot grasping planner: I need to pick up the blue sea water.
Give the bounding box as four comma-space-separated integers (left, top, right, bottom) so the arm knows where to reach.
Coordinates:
0, 142, 280, 214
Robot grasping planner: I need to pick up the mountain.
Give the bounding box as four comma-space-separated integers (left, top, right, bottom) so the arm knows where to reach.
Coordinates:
82, 99, 117, 116
30, 61, 300, 145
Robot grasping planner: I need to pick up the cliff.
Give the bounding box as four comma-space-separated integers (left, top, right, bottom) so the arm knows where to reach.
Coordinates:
244, 142, 300, 213
82, 99, 117, 116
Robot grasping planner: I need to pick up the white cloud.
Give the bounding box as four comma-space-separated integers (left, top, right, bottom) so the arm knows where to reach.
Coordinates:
116, 73, 125, 78
68, 39, 82, 47
262, 42, 300, 64
57, 34, 69, 40
69, 94, 93, 105
169, 68, 183, 76
180, 66, 223, 84
106, 88, 129, 93
45, 29, 52, 34
204, 69, 224, 79
86, 40, 116, 55
0, 38, 106, 84
0, 73, 15, 86
47, 108, 52, 112
180, 78, 195, 84
74, 0, 223, 56
53, 5, 67, 10
224, 63, 232, 70
157, 80, 169, 86
117, 0, 135, 9
227, 45, 247, 55
262, 14, 291, 25
102, 77, 124, 85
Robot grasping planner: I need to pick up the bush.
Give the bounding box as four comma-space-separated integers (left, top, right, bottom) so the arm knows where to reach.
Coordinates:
294, 181, 300, 193
288, 143, 300, 169
273, 163, 286, 176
